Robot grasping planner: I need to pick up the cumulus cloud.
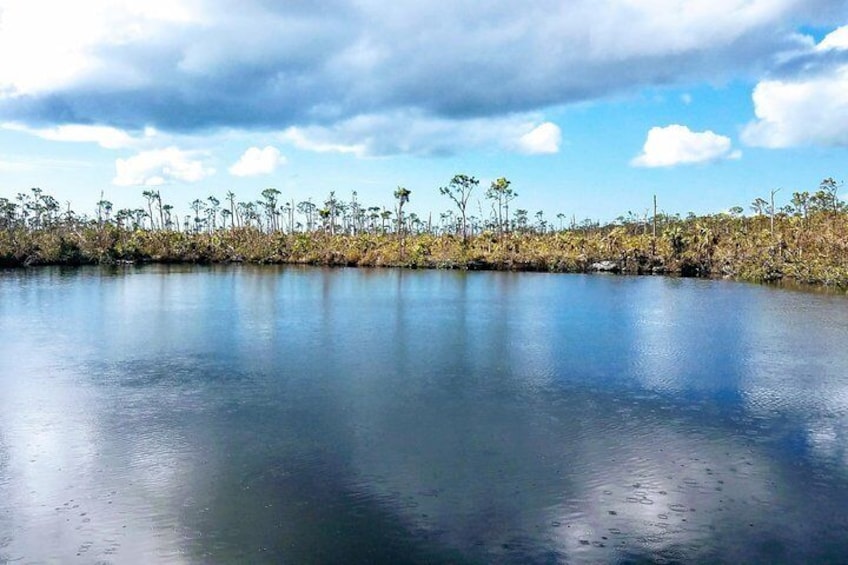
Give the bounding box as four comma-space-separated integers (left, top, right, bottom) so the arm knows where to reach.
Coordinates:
0, 1, 845, 158
817, 25, 848, 51
0, 0, 197, 96
632, 125, 741, 168
742, 26, 848, 148
281, 111, 561, 157
517, 122, 561, 154
228, 146, 286, 176
113, 147, 214, 186
1, 1, 843, 132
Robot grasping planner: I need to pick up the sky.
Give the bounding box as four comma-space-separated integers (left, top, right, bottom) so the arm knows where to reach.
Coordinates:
0, 0, 847, 223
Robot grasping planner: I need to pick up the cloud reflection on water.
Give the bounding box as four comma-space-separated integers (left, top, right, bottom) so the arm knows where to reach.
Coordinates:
2, 267, 848, 562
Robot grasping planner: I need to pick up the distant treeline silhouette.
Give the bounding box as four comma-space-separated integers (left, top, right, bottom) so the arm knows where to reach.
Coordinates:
1, 175, 846, 287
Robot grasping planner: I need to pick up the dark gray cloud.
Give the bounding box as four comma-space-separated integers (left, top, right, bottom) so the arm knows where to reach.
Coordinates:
0, 0, 845, 134
770, 47, 848, 79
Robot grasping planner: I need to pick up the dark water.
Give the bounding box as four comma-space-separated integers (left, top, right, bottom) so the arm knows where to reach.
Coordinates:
2, 266, 848, 563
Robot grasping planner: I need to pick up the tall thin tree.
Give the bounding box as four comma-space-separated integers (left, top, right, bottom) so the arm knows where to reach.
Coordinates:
439, 174, 478, 241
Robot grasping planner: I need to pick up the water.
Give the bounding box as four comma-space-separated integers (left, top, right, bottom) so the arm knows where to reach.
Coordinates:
1, 265, 848, 563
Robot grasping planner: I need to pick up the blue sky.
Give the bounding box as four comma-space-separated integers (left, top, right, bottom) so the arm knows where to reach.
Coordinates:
0, 0, 846, 223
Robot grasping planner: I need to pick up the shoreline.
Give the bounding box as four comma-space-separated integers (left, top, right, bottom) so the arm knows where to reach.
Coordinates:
3, 225, 847, 291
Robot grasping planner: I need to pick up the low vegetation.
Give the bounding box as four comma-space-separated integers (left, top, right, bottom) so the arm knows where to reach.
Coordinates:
2, 177, 847, 288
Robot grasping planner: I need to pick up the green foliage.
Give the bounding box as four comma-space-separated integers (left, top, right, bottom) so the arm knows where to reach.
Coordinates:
439, 174, 478, 240
3, 179, 848, 288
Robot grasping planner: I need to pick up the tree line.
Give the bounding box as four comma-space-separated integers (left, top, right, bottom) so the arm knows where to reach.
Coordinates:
1, 175, 847, 288
0, 174, 589, 239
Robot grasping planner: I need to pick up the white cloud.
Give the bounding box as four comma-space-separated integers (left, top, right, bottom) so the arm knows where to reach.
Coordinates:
0, 0, 198, 96
228, 146, 286, 176
282, 111, 562, 157
113, 147, 214, 186
632, 124, 741, 168
2, 122, 152, 149
517, 122, 562, 154
816, 25, 848, 51
1, 1, 841, 137
0, 1, 843, 159
282, 128, 367, 157
742, 26, 848, 148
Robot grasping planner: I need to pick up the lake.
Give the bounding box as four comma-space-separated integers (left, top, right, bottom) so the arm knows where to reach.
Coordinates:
1, 265, 847, 563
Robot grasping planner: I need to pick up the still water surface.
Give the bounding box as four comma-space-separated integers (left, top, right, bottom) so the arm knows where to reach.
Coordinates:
1, 265, 848, 563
